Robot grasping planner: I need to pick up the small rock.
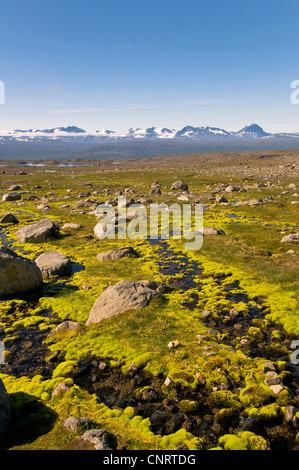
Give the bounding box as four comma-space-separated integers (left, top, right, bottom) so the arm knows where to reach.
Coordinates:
52, 382, 72, 397
164, 377, 172, 387
64, 416, 92, 432
168, 340, 180, 349
264, 376, 283, 386
270, 384, 284, 395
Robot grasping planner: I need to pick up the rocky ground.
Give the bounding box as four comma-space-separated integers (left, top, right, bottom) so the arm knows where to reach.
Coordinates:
0, 148, 298, 450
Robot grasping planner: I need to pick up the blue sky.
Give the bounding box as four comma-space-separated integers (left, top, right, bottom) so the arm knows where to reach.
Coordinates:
0, 0, 299, 132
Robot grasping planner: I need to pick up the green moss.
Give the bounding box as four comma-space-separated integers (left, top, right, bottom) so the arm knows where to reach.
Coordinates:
239, 384, 272, 408
52, 361, 80, 379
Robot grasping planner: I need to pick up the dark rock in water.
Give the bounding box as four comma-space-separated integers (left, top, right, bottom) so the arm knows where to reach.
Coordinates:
96, 246, 139, 262
62, 429, 117, 450
35, 251, 72, 277
0, 247, 43, 299
16, 218, 59, 244
0, 378, 11, 437
86, 280, 164, 325
0, 213, 19, 224
2, 192, 21, 202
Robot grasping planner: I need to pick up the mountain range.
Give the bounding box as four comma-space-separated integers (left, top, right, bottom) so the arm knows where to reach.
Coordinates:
1, 123, 299, 143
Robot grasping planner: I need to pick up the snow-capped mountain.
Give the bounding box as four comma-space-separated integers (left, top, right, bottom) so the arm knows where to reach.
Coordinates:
232, 124, 271, 139
0, 123, 298, 143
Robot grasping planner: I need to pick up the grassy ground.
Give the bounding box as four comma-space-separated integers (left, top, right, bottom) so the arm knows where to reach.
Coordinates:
0, 150, 298, 450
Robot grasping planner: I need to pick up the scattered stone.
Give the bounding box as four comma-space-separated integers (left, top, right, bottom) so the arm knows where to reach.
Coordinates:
262, 362, 276, 373
7, 185, 21, 191
281, 233, 299, 244
164, 377, 172, 387
2, 192, 21, 201
201, 227, 225, 236
270, 384, 284, 395
225, 185, 240, 192
196, 371, 206, 385
168, 340, 180, 349
0, 247, 43, 299
64, 416, 92, 432
264, 376, 283, 387
216, 195, 228, 203
63, 429, 117, 450
201, 309, 212, 318
96, 247, 139, 262
52, 382, 72, 397
86, 280, 164, 325
35, 251, 72, 277
171, 181, 188, 191
285, 406, 296, 424
0, 213, 19, 224
229, 308, 239, 318
48, 321, 81, 336
16, 218, 59, 243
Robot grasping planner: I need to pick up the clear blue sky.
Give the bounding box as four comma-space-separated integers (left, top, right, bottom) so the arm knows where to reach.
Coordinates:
0, 0, 299, 132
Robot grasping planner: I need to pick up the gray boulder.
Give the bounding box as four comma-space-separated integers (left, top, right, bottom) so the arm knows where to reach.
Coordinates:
2, 192, 21, 202
63, 429, 117, 450
86, 280, 164, 325
0, 378, 11, 437
0, 247, 43, 299
16, 218, 59, 244
96, 246, 139, 262
171, 180, 188, 191
281, 233, 299, 244
48, 321, 81, 337
35, 251, 72, 277
201, 226, 225, 235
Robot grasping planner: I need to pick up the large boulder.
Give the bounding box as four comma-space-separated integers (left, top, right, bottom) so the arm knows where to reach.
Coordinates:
171, 180, 188, 191
2, 192, 21, 202
96, 246, 139, 262
86, 280, 164, 326
0, 378, 11, 437
16, 218, 59, 244
0, 247, 43, 299
35, 251, 72, 277
281, 233, 299, 244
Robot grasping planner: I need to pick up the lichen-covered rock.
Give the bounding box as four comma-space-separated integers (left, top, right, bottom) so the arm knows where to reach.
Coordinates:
96, 246, 139, 261
0, 247, 43, 299
35, 251, 72, 277
16, 218, 59, 244
0, 378, 11, 437
86, 280, 164, 325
